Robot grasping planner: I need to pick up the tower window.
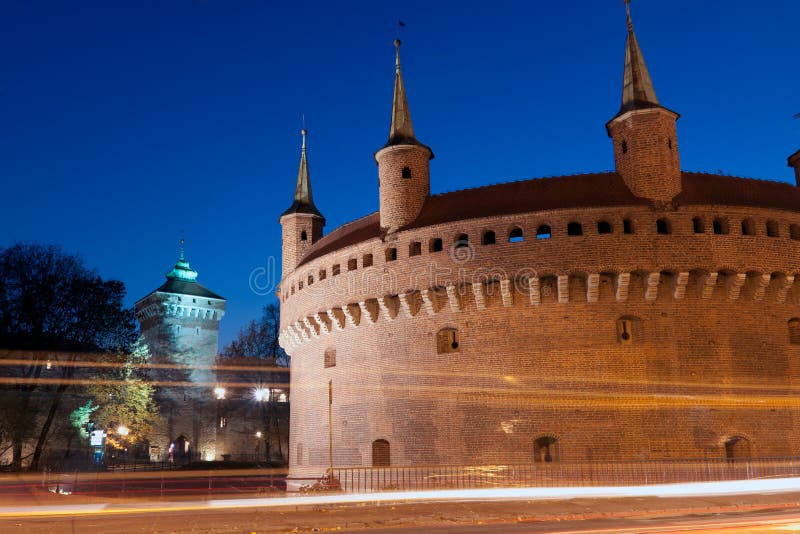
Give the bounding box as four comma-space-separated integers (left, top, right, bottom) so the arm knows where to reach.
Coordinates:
300, 230, 308, 241
713, 218, 729, 235
536, 225, 552, 239
482, 231, 496, 245
791, 225, 800, 241
298, 281, 304, 290
668, 137, 673, 150
789, 319, 800, 345
402, 166, 412, 179
509, 227, 524, 243
324, 348, 336, 368
409, 241, 422, 256
363, 254, 374, 268
332, 264, 341, 276
385, 248, 397, 262
195, 327, 200, 335
741, 218, 756, 236
766, 220, 780, 237
347, 259, 357, 271
656, 218, 671, 235
597, 221, 612, 234
567, 222, 583, 236
307, 275, 314, 285
693, 217, 705, 233
455, 234, 469, 248
430, 238, 443, 252
436, 327, 460, 354
621, 140, 628, 154
319, 269, 327, 281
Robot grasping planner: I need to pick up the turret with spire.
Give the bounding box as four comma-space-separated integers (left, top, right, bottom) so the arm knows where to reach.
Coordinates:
375, 38, 434, 234
606, 0, 681, 203
280, 129, 325, 275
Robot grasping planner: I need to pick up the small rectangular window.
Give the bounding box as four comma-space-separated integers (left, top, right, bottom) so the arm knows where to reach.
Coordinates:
430, 238, 443, 252
409, 242, 422, 256
385, 248, 397, 262
319, 269, 327, 280
363, 254, 374, 267
623, 219, 633, 234
324, 348, 336, 368
347, 259, 357, 271
332, 264, 341, 276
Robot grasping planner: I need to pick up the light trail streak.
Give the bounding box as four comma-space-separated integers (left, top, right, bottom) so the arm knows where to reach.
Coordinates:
0, 355, 288, 373
0, 377, 289, 390
387, 367, 800, 394
0, 477, 798, 519
0, 377, 797, 409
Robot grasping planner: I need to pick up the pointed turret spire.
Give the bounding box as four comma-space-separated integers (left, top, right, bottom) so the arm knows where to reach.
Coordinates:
386, 39, 419, 146
618, 0, 659, 115
281, 128, 324, 220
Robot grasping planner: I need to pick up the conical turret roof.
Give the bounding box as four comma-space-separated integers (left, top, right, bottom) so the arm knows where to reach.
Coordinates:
281, 129, 325, 220
616, 1, 662, 116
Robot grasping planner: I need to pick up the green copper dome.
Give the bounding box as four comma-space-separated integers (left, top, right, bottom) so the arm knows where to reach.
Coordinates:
165, 248, 198, 282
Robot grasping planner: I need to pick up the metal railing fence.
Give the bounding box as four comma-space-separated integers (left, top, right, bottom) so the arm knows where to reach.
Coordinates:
332, 457, 800, 493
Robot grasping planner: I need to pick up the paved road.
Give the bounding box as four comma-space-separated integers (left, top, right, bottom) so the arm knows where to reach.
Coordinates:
3, 498, 800, 533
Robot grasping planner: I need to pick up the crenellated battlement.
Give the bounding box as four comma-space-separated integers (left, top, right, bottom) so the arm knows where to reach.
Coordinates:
279, 268, 800, 351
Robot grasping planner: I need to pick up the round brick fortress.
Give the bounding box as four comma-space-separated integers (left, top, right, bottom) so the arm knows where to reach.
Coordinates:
278, 16, 800, 484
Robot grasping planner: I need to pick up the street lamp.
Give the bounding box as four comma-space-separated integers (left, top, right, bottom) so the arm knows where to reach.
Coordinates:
117, 425, 129, 436
214, 387, 226, 400
253, 387, 270, 402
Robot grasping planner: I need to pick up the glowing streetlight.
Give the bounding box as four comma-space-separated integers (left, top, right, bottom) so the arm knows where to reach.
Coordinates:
214, 387, 226, 400
255, 431, 262, 438
253, 387, 270, 402
117, 425, 129, 436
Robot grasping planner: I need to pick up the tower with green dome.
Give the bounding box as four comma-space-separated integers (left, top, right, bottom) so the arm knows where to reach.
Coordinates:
135, 241, 227, 462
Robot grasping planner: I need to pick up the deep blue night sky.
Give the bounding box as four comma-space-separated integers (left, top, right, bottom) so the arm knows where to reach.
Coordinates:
2, 1, 798, 346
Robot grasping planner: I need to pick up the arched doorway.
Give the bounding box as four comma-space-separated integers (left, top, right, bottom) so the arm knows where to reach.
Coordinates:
533, 436, 559, 463
172, 435, 191, 463
372, 439, 390, 467
725, 436, 750, 459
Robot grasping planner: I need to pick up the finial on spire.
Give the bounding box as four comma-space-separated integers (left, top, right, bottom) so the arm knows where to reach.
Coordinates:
179, 233, 185, 261
301, 127, 307, 150
625, 0, 632, 29
394, 38, 402, 73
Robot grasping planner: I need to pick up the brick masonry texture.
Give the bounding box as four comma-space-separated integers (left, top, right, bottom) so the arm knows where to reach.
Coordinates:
608, 108, 681, 202
279, 200, 800, 484
377, 144, 432, 233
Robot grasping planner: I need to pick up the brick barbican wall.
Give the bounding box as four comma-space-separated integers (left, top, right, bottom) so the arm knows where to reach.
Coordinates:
279, 203, 800, 484
608, 109, 681, 202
